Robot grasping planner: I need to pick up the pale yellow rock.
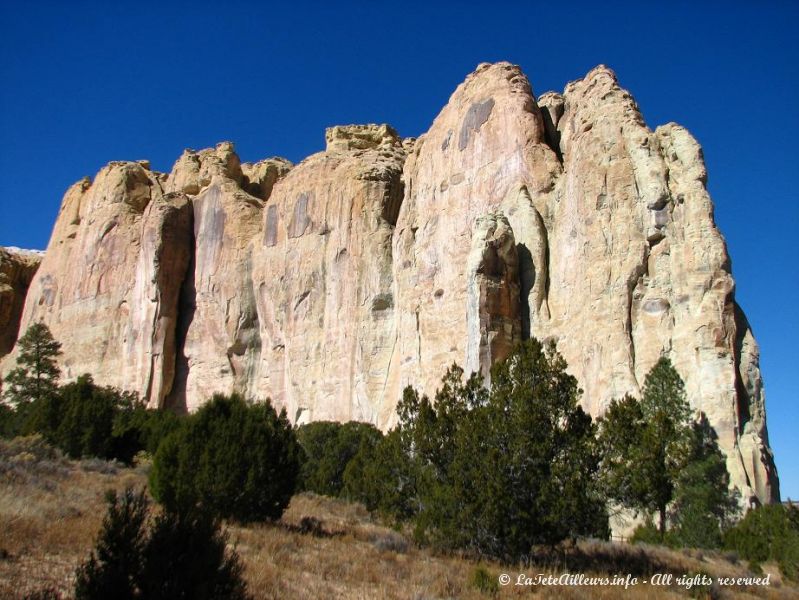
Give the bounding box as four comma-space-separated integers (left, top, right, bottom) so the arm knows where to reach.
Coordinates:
166, 142, 243, 196
165, 144, 292, 410
5, 162, 193, 407
250, 124, 406, 425
529, 66, 777, 505
387, 62, 777, 505
171, 179, 270, 412
388, 62, 561, 426
241, 158, 293, 200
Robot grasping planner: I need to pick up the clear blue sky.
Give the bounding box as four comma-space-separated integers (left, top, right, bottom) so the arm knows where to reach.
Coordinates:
1, 1, 797, 499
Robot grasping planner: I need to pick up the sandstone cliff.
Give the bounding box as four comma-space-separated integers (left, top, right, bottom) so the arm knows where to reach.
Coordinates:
0, 63, 779, 506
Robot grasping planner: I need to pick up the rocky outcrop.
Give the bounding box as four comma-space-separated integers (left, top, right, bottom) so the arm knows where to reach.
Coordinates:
241, 158, 293, 201
532, 68, 778, 505
388, 63, 561, 415
171, 178, 267, 412
2, 162, 194, 407
250, 124, 406, 425
1, 63, 778, 506
0, 247, 42, 358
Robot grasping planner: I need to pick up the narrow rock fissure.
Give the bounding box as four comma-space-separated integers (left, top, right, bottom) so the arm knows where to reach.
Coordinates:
164, 209, 197, 414
732, 301, 752, 434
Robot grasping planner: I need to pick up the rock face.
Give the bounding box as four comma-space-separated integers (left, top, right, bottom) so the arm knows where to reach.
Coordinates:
250, 124, 405, 425
0, 63, 779, 506
2, 163, 194, 407
0, 247, 42, 359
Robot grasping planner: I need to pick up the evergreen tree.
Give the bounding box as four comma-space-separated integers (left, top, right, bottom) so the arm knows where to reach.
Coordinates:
669, 414, 740, 548
343, 426, 418, 521
139, 509, 250, 600
640, 357, 694, 536
1, 323, 61, 435
441, 340, 607, 557
55, 375, 121, 460
75, 488, 251, 599
724, 503, 799, 581
348, 340, 608, 560
296, 420, 382, 497
75, 488, 149, 600
598, 357, 698, 538
150, 393, 302, 522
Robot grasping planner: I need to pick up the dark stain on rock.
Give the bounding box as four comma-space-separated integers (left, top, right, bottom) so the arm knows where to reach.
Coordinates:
288, 192, 313, 238
642, 298, 670, 314
265, 204, 278, 247
371, 293, 393, 312
441, 130, 452, 151
517, 243, 534, 340
459, 98, 495, 151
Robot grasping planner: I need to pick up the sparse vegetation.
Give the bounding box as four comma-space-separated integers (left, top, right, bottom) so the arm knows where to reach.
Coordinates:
468, 565, 499, 596
1, 450, 794, 599
1, 332, 792, 597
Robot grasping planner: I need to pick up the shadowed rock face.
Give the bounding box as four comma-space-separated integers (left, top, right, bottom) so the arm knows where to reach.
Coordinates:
1, 63, 778, 506
465, 214, 521, 383
0, 248, 42, 358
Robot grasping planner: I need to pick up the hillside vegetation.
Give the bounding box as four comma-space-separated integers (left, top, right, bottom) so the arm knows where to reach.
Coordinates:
2, 326, 797, 599
1, 436, 797, 600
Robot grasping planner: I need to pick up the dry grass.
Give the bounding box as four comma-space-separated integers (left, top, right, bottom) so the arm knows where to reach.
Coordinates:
1, 438, 797, 600
0, 436, 147, 598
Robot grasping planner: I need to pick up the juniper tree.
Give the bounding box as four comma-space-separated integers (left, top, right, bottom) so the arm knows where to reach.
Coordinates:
598, 357, 696, 538
150, 393, 302, 522
347, 340, 609, 560
75, 487, 251, 600
669, 414, 740, 548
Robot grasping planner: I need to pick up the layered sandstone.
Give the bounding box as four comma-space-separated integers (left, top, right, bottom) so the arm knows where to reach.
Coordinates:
164, 145, 281, 411
1, 63, 779, 505
3, 162, 193, 406
250, 124, 405, 425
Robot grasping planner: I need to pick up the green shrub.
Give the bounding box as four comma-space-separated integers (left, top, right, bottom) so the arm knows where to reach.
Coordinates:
748, 560, 763, 576
630, 520, 673, 546
75, 487, 250, 600
150, 393, 301, 522
342, 424, 422, 523
54, 376, 129, 460
111, 403, 182, 461
724, 503, 799, 581
297, 420, 382, 497
346, 339, 608, 560
3, 358, 182, 465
